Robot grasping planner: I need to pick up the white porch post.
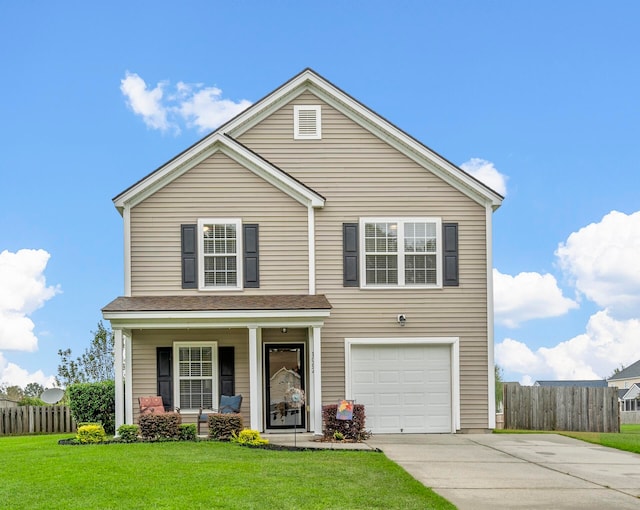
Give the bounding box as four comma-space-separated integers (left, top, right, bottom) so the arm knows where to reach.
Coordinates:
114, 328, 124, 430
311, 326, 322, 434
124, 329, 133, 424
248, 326, 260, 430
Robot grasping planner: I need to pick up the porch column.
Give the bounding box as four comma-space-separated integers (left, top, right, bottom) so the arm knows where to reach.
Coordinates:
311, 326, 322, 434
124, 329, 133, 424
248, 326, 260, 430
114, 328, 124, 430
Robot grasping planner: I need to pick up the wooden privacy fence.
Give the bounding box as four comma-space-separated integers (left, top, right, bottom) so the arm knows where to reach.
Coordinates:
621, 411, 640, 425
503, 384, 619, 433
0, 406, 76, 435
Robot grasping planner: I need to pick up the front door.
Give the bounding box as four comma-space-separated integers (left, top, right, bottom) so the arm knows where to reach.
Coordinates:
265, 344, 305, 429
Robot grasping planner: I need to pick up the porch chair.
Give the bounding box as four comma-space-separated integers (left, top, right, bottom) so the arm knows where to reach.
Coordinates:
198, 394, 243, 435
138, 396, 167, 415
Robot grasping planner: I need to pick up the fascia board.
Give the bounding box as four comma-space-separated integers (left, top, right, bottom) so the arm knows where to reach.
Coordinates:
114, 133, 324, 210
103, 309, 331, 321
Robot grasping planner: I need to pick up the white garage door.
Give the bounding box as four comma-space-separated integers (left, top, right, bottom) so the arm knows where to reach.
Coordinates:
350, 343, 452, 433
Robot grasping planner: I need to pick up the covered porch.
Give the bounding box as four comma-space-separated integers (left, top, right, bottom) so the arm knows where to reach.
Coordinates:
102, 295, 331, 433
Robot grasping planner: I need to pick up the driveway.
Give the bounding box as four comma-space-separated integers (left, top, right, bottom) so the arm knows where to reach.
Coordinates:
367, 433, 640, 509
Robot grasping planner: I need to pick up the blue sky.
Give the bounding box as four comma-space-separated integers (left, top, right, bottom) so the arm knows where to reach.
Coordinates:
1, 2, 639, 389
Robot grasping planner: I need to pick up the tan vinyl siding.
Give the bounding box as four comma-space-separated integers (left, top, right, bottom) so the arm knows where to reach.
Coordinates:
130, 328, 250, 425
130, 151, 309, 295
239, 92, 491, 429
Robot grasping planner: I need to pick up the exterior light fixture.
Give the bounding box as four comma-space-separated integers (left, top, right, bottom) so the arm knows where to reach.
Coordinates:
397, 314, 407, 326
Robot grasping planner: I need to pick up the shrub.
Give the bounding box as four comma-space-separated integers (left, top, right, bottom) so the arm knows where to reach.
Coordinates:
18, 396, 47, 406
138, 412, 181, 440
208, 413, 243, 441
76, 423, 106, 444
178, 424, 197, 441
117, 424, 140, 443
68, 381, 116, 435
322, 404, 371, 442
230, 429, 269, 446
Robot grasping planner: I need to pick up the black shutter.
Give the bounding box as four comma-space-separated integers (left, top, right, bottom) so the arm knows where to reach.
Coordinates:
181, 224, 198, 289
219, 347, 235, 396
156, 347, 173, 411
443, 223, 459, 287
343, 223, 359, 287
243, 224, 259, 288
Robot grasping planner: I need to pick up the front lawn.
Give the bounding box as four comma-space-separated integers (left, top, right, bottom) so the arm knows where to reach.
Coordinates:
0, 435, 454, 510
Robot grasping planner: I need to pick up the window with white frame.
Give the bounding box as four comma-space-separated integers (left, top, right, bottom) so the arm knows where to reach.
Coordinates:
361, 217, 442, 287
198, 219, 242, 290
174, 342, 217, 411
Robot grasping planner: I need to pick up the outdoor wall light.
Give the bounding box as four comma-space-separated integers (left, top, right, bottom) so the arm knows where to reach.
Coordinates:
397, 314, 407, 326
281, 327, 288, 334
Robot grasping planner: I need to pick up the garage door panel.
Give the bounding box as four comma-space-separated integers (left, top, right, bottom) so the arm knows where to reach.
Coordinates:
351, 344, 451, 434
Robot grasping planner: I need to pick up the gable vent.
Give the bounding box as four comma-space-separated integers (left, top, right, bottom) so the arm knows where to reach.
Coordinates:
294, 105, 321, 139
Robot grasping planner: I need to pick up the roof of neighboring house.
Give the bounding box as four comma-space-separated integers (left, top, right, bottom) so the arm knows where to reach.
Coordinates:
608, 359, 640, 381
102, 295, 332, 312
534, 380, 608, 388
620, 383, 640, 401
112, 68, 503, 214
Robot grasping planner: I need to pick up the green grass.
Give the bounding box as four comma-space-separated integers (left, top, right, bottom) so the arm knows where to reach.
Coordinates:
0, 435, 455, 510
496, 424, 640, 455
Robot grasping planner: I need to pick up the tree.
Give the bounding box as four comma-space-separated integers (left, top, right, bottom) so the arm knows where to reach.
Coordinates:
495, 364, 504, 412
1, 385, 24, 401
56, 321, 115, 387
24, 382, 45, 398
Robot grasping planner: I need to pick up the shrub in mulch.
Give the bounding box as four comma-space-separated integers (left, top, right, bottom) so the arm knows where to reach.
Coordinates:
208, 413, 243, 441
139, 412, 181, 440
322, 404, 371, 442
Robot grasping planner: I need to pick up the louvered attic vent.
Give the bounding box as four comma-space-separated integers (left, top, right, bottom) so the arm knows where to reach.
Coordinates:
294, 105, 321, 139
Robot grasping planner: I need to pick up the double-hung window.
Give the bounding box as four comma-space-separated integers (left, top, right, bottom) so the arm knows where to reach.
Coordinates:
361, 217, 442, 288
174, 342, 217, 411
198, 219, 242, 290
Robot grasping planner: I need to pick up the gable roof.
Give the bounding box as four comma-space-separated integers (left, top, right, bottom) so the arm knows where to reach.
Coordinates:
620, 383, 640, 401
114, 68, 503, 214
608, 359, 640, 381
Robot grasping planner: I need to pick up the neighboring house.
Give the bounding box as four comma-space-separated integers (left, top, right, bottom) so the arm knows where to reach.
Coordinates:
618, 385, 640, 412
102, 69, 503, 435
608, 359, 640, 389
0, 397, 19, 409
534, 380, 608, 388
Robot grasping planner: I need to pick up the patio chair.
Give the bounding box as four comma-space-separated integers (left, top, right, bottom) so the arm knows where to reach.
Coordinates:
138, 396, 167, 415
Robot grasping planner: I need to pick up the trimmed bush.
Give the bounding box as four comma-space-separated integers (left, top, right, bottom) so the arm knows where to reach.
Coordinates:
138, 412, 181, 440
208, 413, 243, 441
322, 404, 371, 442
68, 381, 116, 435
231, 429, 269, 446
117, 424, 140, 443
76, 423, 106, 444
18, 396, 47, 406
178, 424, 197, 441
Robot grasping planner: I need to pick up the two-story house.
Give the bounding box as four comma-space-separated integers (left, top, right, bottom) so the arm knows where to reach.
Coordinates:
102, 69, 503, 434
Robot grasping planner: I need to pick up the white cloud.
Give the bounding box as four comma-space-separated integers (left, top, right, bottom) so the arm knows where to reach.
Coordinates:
556, 210, 640, 318
496, 310, 640, 382
460, 158, 508, 196
493, 269, 578, 328
0, 249, 60, 351
120, 72, 169, 131
121, 72, 251, 133
0, 352, 56, 389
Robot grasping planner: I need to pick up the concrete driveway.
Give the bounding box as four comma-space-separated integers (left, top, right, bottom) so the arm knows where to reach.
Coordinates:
367, 433, 640, 509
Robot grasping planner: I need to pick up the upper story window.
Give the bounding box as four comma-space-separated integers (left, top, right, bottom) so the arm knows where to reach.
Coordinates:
197, 218, 242, 290
360, 217, 442, 288
294, 105, 321, 139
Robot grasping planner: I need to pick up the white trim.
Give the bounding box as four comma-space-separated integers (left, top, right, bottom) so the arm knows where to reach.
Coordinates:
344, 337, 460, 432
197, 218, 243, 291
311, 326, 322, 434
486, 205, 496, 428
173, 341, 218, 413
308, 206, 316, 294
294, 105, 322, 140
114, 329, 124, 430
359, 217, 443, 288
123, 207, 131, 297
103, 309, 330, 322
113, 134, 325, 212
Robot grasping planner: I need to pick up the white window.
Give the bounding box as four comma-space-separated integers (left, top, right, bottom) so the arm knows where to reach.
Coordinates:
294, 105, 321, 139
174, 342, 217, 411
360, 217, 442, 288
198, 219, 242, 290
